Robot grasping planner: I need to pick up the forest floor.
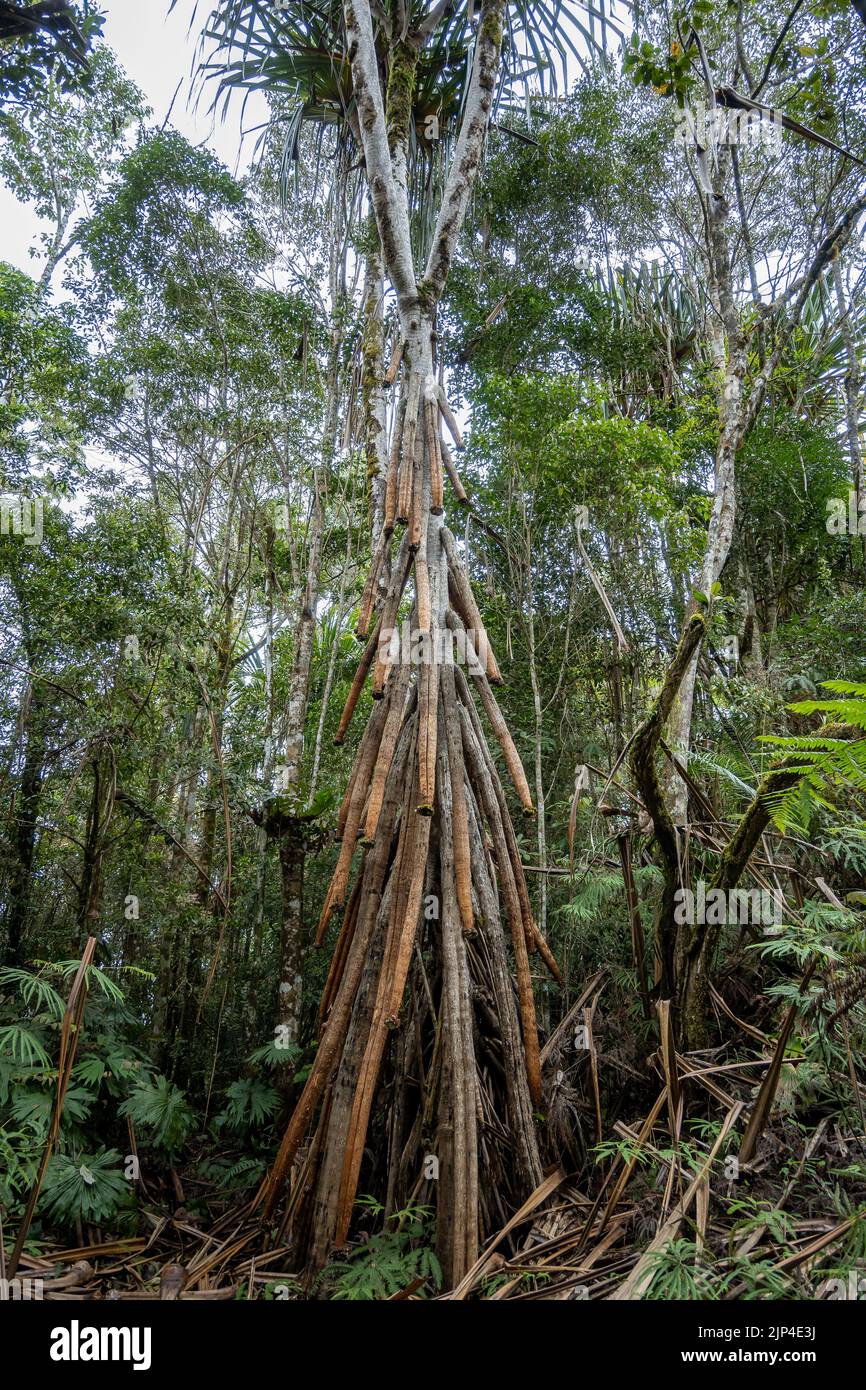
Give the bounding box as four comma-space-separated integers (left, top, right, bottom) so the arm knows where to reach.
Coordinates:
17, 977, 866, 1302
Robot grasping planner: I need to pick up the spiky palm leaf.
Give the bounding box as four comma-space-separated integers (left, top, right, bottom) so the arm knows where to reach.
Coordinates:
195, 0, 628, 104
188, 0, 630, 210
773, 271, 866, 427
40, 1148, 130, 1227
119, 1073, 197, 1154
593, 258, 711, 401
0, 966, 65, 1019
0, 0, 100, 103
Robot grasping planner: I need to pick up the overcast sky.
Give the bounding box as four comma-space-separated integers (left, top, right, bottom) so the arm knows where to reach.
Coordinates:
0, 1, 266, 277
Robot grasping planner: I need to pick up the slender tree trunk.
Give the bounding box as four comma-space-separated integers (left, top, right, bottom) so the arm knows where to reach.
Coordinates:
270, 295, 343, 1045
3, 682, 46, 966
832, 253, 864, 564
666, 164, 744, 826
253, 553, 277, 948
75, 750, 116, 952
526, 588, 548, 940
277, 828, 305, 1050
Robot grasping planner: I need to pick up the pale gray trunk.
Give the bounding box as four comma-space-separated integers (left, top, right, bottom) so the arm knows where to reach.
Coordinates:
832, 255, 864, 517
667, 165, 743, 825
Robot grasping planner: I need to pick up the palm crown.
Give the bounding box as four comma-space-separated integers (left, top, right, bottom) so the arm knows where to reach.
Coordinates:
191, 0, 629, 158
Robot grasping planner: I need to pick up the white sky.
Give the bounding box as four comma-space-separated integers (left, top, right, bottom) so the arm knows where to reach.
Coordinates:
0, 0, 267, 277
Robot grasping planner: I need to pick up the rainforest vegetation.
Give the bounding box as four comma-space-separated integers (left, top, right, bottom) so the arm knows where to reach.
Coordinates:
2, 0, 866, 1306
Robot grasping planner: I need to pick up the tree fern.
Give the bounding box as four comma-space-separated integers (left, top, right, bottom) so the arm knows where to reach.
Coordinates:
759, 681, 866, 831
560, 864, 662, 925
686, 747, 757, 799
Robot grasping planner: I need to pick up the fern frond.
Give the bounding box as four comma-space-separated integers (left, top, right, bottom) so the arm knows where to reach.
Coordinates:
685, 748, 756, 798
820, 680, 866, 697
786, 699, 866, 729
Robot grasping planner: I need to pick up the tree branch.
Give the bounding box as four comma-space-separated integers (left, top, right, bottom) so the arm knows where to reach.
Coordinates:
343, 0, 416, 303
422, 0, 505, 299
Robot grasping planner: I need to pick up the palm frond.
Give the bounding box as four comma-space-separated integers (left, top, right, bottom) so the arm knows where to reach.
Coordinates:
193, 0, 631, 213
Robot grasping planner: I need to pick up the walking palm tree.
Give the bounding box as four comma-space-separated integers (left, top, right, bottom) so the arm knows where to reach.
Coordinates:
196, 0, 629, 1284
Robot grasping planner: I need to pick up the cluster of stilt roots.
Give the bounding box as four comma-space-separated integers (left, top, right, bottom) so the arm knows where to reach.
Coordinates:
256, 353, 561, 1288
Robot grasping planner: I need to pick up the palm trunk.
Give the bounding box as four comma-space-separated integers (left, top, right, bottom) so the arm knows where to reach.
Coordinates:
257, 0, 550, 1286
